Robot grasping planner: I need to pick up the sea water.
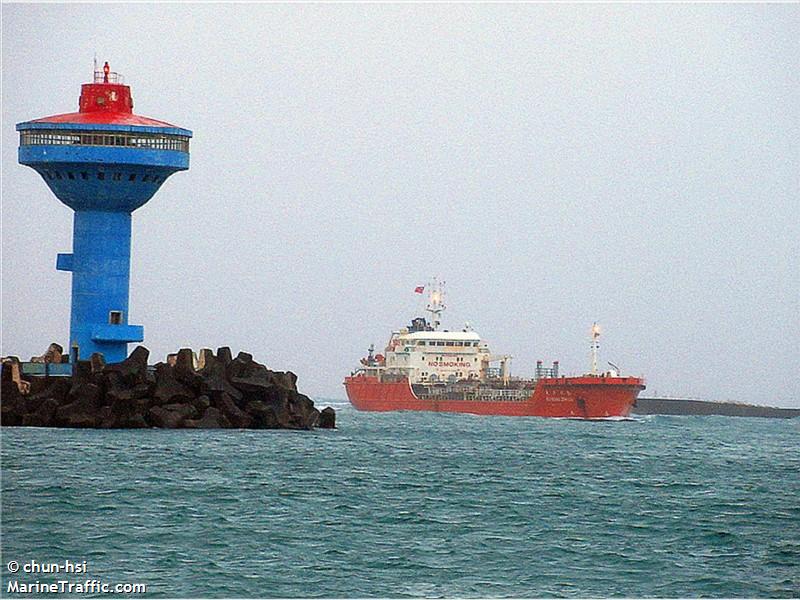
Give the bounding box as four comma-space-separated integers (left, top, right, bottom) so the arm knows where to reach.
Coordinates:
2, 405, 798, 598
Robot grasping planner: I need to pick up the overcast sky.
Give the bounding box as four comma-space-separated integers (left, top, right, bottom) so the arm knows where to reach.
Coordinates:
2, 4, 798, 406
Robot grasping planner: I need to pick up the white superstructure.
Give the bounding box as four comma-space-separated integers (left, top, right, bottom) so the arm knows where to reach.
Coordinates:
359, 280, 513, 384
384, 329, 488, 383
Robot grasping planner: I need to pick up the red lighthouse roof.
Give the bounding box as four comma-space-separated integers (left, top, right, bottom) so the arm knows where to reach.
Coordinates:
30, 62, 183, 129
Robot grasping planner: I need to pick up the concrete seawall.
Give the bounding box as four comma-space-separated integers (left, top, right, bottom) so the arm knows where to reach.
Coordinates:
634, 397, 799, 419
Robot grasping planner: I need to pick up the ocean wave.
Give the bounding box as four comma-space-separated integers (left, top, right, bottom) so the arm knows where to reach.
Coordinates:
2, 414, 798, 597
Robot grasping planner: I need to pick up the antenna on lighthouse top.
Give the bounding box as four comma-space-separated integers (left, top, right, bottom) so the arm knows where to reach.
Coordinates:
590, 322, 601, 375
425, 277, 446, 330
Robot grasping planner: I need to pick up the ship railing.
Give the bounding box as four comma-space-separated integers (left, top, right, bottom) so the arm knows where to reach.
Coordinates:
420, 387, 531, 402
477, 389, 530, 401
535, 361, 560, 380
534, 369, 558, 380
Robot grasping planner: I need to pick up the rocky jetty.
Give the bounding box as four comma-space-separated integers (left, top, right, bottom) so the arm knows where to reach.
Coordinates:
1, 346, 335, 430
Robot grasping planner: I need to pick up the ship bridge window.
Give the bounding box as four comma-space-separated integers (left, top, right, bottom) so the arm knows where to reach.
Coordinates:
446, 341, 454, 347
436, 341, 445, 346
418, 341, 426, 346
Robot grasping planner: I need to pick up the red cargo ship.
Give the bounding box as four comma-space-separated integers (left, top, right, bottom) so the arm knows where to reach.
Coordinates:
344, 281, 645, 418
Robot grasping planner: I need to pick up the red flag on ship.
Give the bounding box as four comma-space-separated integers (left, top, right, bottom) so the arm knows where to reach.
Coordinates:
414, 286, 425, 294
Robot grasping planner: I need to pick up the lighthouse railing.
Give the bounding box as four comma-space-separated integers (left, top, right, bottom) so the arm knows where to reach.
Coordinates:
93, 70, 124, 84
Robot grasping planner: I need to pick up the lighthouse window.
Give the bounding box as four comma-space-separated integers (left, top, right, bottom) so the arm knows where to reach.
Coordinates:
21, 129, 190, 152
112, 173, 122, 181
81, 172, 88, 180
55, 171, 62, 179
129, 174, 137, 181
109, 311, 123, 325
67, 172, 75, 180
142, 174, 150, 182
97, 172, 105, 180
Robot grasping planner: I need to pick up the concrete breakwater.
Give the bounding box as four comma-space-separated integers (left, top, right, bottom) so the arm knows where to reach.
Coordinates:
634, 397, 799, 419
1, 346, 335, 430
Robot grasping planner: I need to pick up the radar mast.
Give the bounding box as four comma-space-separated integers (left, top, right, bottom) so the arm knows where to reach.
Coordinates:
590, 322, 601, 375
425, 277, 446, 330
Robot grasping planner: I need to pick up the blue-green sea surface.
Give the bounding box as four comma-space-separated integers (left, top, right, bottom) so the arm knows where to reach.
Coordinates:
2, 405, 799, 598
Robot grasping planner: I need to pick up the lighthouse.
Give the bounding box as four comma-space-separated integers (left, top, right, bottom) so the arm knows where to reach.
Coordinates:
17, 62, 192, 363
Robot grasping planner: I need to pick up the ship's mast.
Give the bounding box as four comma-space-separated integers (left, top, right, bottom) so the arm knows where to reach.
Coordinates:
425, 277, 446, 330
590, 322, 601, 375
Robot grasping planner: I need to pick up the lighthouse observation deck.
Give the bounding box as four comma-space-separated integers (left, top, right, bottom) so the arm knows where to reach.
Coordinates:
19, 129, 189, 152
17, 63, 192, 213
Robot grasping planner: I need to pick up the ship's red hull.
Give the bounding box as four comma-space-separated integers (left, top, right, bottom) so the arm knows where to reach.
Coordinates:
344, 375, 645, 418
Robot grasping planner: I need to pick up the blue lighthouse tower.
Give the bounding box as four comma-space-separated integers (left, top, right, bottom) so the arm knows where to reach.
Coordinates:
17, 62, 192, 363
